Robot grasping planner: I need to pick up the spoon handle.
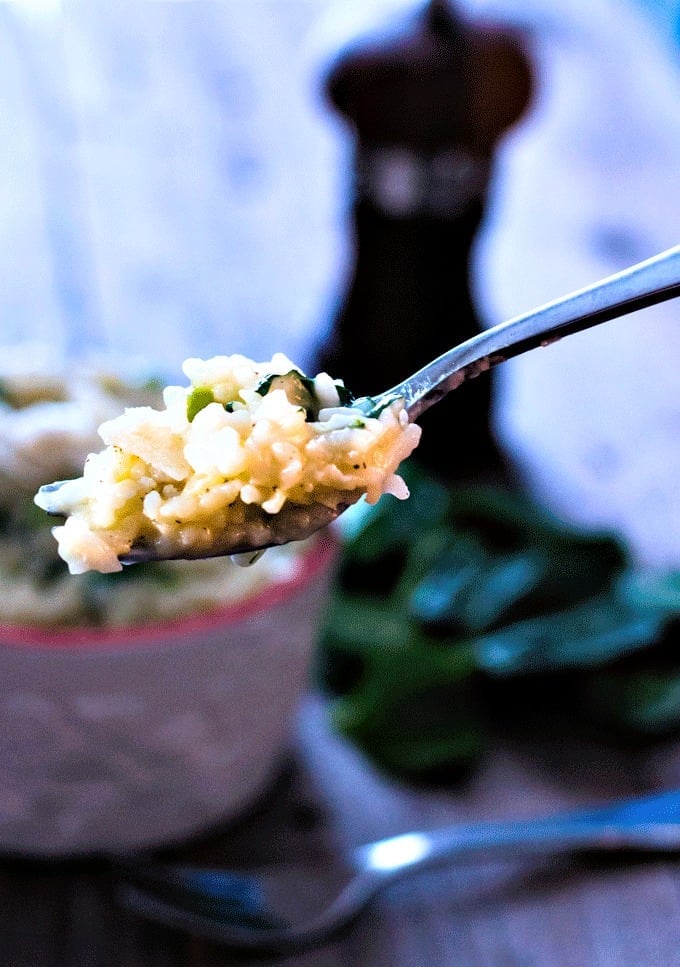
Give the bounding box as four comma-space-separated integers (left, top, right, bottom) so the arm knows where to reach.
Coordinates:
356, 788, 680, 881
396, 243, 680, 420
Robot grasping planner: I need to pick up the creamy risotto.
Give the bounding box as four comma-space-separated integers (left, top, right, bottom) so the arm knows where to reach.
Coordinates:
35, 353, 421, 575
0, 347, 310, 626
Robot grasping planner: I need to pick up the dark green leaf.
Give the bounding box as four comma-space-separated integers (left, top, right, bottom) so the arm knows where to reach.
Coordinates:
317, 461, 679, 778
585, 669, 680, 736
335, 383, 355, 406
254, 370, 317, 417
475, 594, 665, 676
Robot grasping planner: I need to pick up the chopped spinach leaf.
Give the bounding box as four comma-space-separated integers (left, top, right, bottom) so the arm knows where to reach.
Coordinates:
317, 460, 680, 781
254, 370, 317, 418
335, 383, 355, 406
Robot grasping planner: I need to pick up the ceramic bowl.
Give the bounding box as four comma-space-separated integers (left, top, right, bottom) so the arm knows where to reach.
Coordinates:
0, 536, 336, 857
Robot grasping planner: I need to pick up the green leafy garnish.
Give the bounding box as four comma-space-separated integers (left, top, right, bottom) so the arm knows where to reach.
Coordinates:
186, 386, 216, 422
254, 370, 318, 418
317, 462, 680, 781
335, 383, 355, 406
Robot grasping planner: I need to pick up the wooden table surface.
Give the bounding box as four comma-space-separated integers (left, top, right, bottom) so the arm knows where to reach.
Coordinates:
2, 695, 680, 967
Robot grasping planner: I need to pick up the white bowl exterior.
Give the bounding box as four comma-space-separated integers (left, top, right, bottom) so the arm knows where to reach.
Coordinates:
0, 543, 335, 856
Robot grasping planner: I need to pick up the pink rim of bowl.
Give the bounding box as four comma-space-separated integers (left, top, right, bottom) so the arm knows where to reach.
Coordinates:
0, 535, 337, 651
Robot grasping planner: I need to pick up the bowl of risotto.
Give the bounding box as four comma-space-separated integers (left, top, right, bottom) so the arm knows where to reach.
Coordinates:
0, 347, 338, 856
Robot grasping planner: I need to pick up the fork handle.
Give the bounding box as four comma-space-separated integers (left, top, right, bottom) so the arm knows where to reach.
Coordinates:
397, 243, 680, 420
355, 788, 680, 879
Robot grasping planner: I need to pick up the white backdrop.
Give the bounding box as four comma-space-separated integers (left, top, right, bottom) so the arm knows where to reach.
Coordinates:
464, 0, 680, 567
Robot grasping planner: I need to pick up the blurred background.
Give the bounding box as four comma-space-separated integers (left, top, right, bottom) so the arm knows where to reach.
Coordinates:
1, 0, 680, 784
1, 0, 678, 566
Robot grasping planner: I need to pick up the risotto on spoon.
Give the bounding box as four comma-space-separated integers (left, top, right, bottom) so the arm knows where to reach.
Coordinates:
35, 353, 421, 574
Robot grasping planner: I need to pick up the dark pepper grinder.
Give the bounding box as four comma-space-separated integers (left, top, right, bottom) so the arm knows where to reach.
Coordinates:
315, 0, 533, 482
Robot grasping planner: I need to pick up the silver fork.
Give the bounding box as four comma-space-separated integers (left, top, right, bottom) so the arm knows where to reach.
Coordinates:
117, 787, 680, 953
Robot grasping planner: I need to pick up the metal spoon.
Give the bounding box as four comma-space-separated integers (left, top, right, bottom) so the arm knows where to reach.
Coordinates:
389, 242, 680, 422
38, 244, 680, 564
117, 787, 680, 953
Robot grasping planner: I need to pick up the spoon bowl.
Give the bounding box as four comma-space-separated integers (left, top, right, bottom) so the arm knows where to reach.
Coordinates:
119, 491, 364, 565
